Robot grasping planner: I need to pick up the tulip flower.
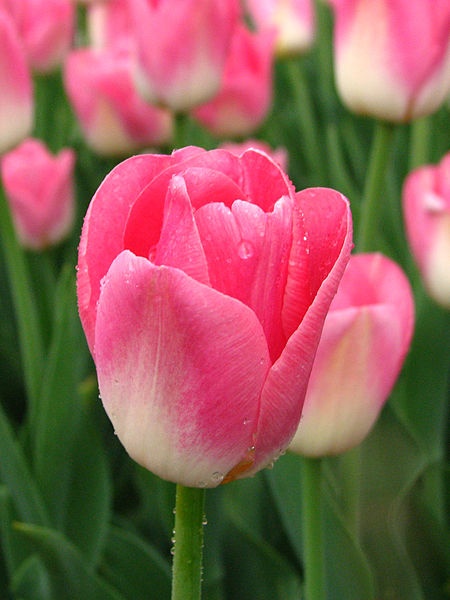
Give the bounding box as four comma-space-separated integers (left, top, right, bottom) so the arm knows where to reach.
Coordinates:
403, 153, 450, 309
129, 0, 240, 111
0, 11, 33, 154
86, 0, 134, 54
0, 0, 75, 73
193, 24, 275, 138
77, 146, 353, 487
1, 138, 75, 250
64, 48, 173, 156
245, 0, 315, 56
328, 0, 450, 122
289, 253, 414, 457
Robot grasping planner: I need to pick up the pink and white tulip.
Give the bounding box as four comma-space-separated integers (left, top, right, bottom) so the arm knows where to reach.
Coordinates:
328, 0, 450, 122
193, 24, 275, 138
64, 48, 173, 156
403, 153, 450, 309
245, 0, 315, 56
0, 11, 33, 154
129, 0, 240, 111
1, 138, 75, 250
0, 0, 75, 73
77, 146, 352, 487
289, 253, 414, 457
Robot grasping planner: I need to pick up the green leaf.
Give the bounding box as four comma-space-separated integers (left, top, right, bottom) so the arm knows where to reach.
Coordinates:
61, 403, 112, 565
100, 525, 171, 599
33, 266, 87, 526
0, 402, 49, 526
14, 522, 123, 600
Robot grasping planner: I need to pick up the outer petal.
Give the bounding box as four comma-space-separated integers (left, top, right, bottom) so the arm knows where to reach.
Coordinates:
94, 250, 271, 487
239, 188, 353, 476
77, 153, 172, 353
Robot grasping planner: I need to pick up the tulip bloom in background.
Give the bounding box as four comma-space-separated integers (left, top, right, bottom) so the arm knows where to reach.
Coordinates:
0, 0, 75, 73
0, 11, 33, 154
193, 25, 275, 138
1, 138, 75, 250
64, 48, 173, 156
328, 0, 450, 122
86, 0, 134, 53
289, 253, 414, 457
403, 152, 450, 309
220, 139, 288, 171
245, 0, 315, 56
129, 0, 240, 111
77, 146, 352, 487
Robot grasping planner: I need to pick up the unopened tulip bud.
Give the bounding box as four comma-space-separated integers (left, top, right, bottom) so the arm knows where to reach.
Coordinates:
403, 152, 450, 309
290, 253, 414, 457
328, 0, 450, 122
1, 139, 75, 250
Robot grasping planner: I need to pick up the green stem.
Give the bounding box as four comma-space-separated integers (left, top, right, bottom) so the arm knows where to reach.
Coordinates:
356, 121, 396, 252
171, 485, 206, 600
301, 457, 325, 600
0, 184, 44, 422
409, 116, 431, 171
285, 59, 328, 184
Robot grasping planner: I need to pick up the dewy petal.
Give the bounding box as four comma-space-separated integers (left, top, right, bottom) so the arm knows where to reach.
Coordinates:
77, 153, 172, 353
94, 250, 271, 488
154, 175, 210, 286
194, 195, 293, 360
241, 188, 353, 476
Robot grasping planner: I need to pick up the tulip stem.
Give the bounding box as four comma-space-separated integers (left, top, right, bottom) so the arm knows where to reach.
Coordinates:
171, 485, 206, 600
301, 457, 325, 600
357, 121, 395, 252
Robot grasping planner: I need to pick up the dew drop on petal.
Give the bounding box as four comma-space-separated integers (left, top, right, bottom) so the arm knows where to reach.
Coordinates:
238, 240, 254, 260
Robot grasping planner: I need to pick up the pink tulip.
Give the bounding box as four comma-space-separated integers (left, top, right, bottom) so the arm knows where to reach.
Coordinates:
64, 48, 173, 156
77, 146, 353, 487
403, 153, 450, 309
328, 0, 450, 122
193, 24, 275, 138
220, 139, 288, 171
289, 253, 414, 457
1, 138, 75, 250
0, 11, 33, 155
86, 0, 134, 54
0, 0, 75, 73
245, 0, 315, 56
129, 0, 240, 111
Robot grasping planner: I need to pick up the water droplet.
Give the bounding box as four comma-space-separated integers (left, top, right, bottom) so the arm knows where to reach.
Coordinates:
211, 471, 224, 484
237, 240, 254, 260
198, 480, 208, 488
243, 418, 251, 426
202, 516, 208, 526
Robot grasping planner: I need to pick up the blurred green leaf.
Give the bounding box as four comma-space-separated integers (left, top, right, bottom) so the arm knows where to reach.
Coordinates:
14, 522, 123, 600
100, 525, 171, 599
33, 266, 86, 525
0, 402, 49, 526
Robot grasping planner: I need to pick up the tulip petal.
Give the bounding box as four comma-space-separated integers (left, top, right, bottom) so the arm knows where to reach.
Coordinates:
154, 175, 210, 285
195, 195, 293, 360
246, 189, 353, 475
94, 250, 271, 487
77, 153, 172, 352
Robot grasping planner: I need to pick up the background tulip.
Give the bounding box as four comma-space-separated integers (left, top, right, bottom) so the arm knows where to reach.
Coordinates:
193, 25, 275, 138
129, 0, 240, 111
0, 0, 75, 73
64, 48, 173, 156
403, 152, 450, 309
1, 138, 75, 249
289, 253, 414, 457
328, 0, 450, 122
0, 11, 33, 154
245, 0, 315, 56
77, 146, 352, 487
